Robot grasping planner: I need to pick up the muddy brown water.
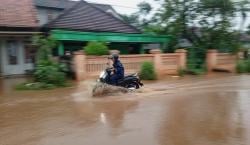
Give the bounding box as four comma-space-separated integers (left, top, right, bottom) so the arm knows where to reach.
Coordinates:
1, 74, 250, 145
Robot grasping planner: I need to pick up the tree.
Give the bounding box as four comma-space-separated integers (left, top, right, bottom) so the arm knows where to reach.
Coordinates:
32, 35, 58, 63
152, 0, 249, 69
120, 14, 140, 28
121, 1, 153, 31
247, 25, 250, 35
155, 0, 250, 49
29, 35, 67, 88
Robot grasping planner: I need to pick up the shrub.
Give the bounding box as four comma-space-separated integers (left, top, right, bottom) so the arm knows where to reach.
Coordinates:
139, 61, 157, 80
32, 35, 58, 62
84, 41, 109, 55
34, 60, 67, 86
236, 60, 247, 73
178, 69, 186, 77
246, 60, 250, 72
16, 35, 69, 90
186, 68, 206, 75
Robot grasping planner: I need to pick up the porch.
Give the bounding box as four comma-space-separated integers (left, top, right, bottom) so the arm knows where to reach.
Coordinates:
50, 30, 172, 56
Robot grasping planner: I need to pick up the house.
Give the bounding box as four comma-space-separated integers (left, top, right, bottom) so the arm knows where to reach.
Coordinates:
43, 0, 170, 56
0, 0, 40, 76
0, 0, 170, 76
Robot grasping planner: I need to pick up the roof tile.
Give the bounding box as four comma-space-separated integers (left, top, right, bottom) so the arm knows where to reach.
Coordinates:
0, 0, 38, 28
47, 1, 140, 34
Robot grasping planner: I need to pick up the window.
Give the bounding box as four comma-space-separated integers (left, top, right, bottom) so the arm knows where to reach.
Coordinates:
47, 11, 53, 21
6, 41, 18, 65
24, 45, 36, 63
47, 10, 57, 22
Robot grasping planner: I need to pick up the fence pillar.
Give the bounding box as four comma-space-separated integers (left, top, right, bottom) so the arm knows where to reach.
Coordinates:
237, 51, 244, 60
73, 51, 86, 81
175, 49, 187, 70
150, 49, 163, 77
206, 49, 218, 72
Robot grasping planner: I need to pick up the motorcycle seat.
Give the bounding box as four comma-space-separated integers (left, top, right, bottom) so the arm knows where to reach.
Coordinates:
125, 73, 137, 78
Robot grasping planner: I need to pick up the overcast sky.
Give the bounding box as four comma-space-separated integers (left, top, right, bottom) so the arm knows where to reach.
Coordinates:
84, 0, 160, 15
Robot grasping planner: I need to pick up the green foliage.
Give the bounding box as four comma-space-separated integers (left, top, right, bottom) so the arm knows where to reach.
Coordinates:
236, 60, 250, 73
15, 82, 56, 90
186, 68, 206, 75
121, 2, 154, 31
120, 14, 140, 28
178, 69, 186, 77
236, 60, 247, 73
15, 82, 71, 90
186, 48, 207, 75
246, 60, 250, 72
186, 47, 206, 70
17, 35, 68, 90
139, 62, 157, 80
247, 25, 250, 35
137, 2, 152, 15
84, 41, 109, 56
32, 35, 58, 62
149, 0, 249, 52
34, 60, 67, 86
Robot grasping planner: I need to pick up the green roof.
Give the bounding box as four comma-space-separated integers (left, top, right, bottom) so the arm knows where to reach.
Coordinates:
51, 29, 171, 43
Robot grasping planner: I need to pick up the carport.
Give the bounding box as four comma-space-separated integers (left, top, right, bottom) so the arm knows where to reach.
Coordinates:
51, 29, 172, 55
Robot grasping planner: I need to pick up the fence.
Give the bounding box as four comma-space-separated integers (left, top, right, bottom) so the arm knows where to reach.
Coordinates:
206, 50, 237, 72
85, 54, 155, 77
73, 49, 187, 81
161, 54, 182, 74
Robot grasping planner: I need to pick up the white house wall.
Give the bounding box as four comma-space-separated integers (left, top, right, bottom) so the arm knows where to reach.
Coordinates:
0, 39, 3, 75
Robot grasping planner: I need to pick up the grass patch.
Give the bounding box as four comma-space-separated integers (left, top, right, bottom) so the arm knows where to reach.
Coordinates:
236, 60, 250, 73
185, 68, 206, 75
15, 82, 72, 91
178, 69, 186, 77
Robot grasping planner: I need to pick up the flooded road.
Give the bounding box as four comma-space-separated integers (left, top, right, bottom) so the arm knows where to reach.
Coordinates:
1, 75, 250, 145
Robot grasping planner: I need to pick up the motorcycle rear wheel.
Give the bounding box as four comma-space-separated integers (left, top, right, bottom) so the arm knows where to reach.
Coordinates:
127, 82, 139, 90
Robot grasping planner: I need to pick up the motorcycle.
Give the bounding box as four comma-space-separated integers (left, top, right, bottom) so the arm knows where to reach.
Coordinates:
98, 67, 143, 90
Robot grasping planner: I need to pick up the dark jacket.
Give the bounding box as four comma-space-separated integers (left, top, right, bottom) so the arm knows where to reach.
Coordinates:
113, 60, 124, 78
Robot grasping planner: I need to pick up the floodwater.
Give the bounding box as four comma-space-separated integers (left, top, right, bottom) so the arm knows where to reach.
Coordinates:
1, 75, 250, 145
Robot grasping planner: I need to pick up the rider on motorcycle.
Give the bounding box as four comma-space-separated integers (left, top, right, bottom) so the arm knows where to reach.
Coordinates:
108, 54, 124, 85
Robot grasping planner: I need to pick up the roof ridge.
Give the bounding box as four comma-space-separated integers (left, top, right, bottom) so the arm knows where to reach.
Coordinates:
44, 0, 82, 28
86, 2, 141, 33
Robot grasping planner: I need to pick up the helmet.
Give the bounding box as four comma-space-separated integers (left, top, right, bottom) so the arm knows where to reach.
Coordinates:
111, 53, 119, 60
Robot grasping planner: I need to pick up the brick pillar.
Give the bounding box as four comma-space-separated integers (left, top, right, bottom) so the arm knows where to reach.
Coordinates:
73, 51, 86, 81
206, 49, 218, 72
150, 49, 163, 77
175, 49, 187, 70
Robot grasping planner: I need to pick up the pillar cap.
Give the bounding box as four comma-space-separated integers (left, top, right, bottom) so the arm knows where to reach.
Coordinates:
73, 50, 84, 55
150, 49, 162, 54
207, 49, 218, 53
175, 49, 187, 53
